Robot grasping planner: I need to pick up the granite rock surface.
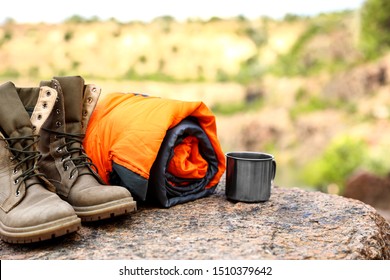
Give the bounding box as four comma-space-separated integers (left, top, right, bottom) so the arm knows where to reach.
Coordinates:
1, 181, 389, 260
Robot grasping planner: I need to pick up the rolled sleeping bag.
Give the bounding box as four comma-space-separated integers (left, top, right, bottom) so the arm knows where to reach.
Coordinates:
148, 117, 220, 207
83, 92, 225, 207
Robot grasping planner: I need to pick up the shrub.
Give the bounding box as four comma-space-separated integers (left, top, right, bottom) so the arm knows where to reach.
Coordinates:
235, 55, 264, 84
0, 29, 13, 46
360, 0, 390, 59
211, 98, 264, 115
300, 135, 367, 193
0, 68, 20, 78
138, 55, 147, 64
64, 30, 74, 42
244, 26, 267, 48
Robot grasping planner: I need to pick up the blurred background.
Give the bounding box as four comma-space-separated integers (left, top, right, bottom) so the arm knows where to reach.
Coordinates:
1, 0, 390, 217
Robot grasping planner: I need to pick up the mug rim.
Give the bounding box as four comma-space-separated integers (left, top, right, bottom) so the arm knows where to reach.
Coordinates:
226, 151, 274, 161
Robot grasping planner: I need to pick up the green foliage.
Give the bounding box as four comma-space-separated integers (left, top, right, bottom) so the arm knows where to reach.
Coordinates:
28, 66, 39, 78
153, 15, 176, 22
64, 15, 87, 23
244, 26, 267, 48
171, 45, 178, 53
64, 30, 74, 42
271, 23, 323, 76
364, 153, 390, 176
234, 55, 264, 84
3, 30, 12, 41
270, 14, 350, 77
236, 15, 248, 22
71, 60, 80, 71
211, 98, 264, 115
290, 87, 357, 120
239, 17, 268, 49
289, 95, 328, 120
283, 14, 307, 22
0, 68, 20, 78
64, 15, 101, 24
300, 136, 367, 192
123, 67, 176, 82
196, 65, 205, 82
216, 68, 231, 82
138, 55, 147, 64
207, 17, 222, 23
154, 16, 174, 33
0, 29, 12, 46
360, 0, 390, 60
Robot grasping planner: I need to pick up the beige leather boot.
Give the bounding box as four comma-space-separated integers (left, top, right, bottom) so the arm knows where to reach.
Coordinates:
0, 82, 81, 243
37, 77, 136, 222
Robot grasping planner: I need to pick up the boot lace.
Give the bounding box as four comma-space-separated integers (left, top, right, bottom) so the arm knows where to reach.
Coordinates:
3, 135, 46, 194
42, 128, 98, 179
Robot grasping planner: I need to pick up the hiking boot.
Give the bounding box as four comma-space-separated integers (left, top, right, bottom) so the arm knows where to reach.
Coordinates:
0, 82, 81, 243
37, 76, 136, 222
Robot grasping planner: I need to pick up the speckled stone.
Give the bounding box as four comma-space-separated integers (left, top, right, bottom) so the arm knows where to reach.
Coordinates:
1, 179, 389, 260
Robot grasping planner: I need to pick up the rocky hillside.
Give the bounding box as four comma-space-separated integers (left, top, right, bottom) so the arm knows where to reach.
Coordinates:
2, 11, 390, 198
0, 18, 258, 81
0, 12, 359, 82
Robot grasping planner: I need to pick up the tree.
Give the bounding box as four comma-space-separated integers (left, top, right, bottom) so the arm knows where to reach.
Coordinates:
360, 0, 390, 59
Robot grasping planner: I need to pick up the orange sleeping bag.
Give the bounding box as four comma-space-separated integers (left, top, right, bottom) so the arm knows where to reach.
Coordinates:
84, 92, 226, 207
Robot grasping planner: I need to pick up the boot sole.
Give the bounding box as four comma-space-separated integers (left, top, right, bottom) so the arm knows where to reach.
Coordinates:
0, 215, 81, 244
73, 197, 137, 222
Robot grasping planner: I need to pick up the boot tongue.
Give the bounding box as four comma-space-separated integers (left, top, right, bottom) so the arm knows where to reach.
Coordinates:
53, 76, 87, 169
0, 82, 33, 139
0, 82, 36, 174
53, 76, 84, 134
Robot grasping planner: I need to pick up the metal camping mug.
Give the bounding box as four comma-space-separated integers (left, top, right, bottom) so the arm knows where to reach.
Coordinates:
225, 152, 276, 202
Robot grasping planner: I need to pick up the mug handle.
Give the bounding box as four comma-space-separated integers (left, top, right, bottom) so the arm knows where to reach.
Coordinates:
271, 159, 277, 180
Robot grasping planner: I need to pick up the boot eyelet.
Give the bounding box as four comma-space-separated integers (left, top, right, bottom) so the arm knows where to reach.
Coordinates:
92, 87, 97, 93
56, 97, 59, 103
56, 109, 61, 115
14, 179, 19, 185
15, 190, 20, 197
46, 90, 51, 97
56, 121, 62, 127
56, 147, 63, 153
63, 164, 69, 171
43, 102, 48, 109
83, 110, 88, 116
13, 168, 18, 174
87, 97, 93, 104
37, 114, 42, 120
